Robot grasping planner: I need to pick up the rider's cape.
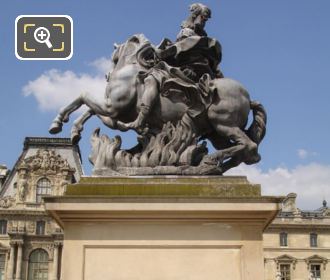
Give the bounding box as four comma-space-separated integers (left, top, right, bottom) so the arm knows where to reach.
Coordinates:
157, 35, 222, 80
138, 36, 221, 118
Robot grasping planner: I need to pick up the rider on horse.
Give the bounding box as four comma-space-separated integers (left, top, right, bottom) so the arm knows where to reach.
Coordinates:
48, 3, 266, 174
117, 3, 224, 133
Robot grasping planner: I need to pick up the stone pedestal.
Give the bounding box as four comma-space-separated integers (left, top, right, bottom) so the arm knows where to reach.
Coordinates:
45, 176, 283, 280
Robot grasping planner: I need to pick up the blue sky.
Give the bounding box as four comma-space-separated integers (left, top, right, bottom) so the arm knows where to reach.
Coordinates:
0, 0, 330, 208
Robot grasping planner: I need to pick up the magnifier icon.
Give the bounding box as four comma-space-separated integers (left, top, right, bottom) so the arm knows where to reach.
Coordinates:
34, 27, 53, 48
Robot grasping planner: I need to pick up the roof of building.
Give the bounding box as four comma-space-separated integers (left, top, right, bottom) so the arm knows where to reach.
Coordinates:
0, 137, 83, 197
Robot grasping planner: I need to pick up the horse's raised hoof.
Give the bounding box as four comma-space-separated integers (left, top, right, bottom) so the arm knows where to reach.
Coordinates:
49, 122, 62, 134
116, 121, 130, 132
62, 114, 70, 123
71, 132, 81, 145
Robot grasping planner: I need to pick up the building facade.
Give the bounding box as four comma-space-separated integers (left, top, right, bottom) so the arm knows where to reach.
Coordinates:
264, 193, 330, 280
0, 137, 82, 280
0, 137, 329, 280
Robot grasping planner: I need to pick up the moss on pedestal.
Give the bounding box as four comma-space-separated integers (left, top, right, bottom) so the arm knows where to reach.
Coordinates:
65, 176, 261, 197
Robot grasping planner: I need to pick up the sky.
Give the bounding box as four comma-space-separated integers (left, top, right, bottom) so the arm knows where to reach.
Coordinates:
0, 0, 329, 209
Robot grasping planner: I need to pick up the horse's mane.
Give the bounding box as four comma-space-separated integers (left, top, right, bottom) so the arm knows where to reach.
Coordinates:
136, 43, 158, 69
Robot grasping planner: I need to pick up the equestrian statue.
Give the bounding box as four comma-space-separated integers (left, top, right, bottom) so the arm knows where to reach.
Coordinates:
49, 3, 267, 176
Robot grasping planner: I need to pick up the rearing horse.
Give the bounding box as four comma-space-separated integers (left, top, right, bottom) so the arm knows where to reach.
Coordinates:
49, 34, 266, 173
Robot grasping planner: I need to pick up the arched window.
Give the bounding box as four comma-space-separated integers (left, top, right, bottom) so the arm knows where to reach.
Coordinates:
28, 249, 49, 280
36, 178, 52, 203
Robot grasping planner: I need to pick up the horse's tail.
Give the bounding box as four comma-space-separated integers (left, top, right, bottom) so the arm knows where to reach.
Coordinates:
246, 101, 267, 144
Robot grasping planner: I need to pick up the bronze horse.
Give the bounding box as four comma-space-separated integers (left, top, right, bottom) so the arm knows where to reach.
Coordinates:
49, 34, 266, 173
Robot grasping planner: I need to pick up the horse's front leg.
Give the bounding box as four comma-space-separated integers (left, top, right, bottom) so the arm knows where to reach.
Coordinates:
49, 93, 87, 134
71, 109, 95, 144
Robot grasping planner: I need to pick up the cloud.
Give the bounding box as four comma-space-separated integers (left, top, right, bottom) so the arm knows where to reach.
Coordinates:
227, 163, 330, 210
297, 148, 318, 160
297, 149, 308, 159
90, 57, 114, 74
22, 57, 113, 112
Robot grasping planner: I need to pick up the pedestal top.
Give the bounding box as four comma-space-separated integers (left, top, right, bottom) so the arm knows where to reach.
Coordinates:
44, 176, 284, 231
63, 175, 262, 197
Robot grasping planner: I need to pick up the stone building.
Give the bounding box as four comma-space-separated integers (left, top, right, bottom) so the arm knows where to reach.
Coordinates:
0, 137, 329, 280
0, 137, 82, 280
264, 193, 330, 280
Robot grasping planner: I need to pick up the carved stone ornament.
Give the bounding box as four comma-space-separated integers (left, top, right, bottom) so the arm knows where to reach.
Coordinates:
0, 196, 15, 208
305, 255, 328, 270
26, 221, 36, 234
275, 254, 297, 270
18, 149, 75, 174
17, 177, 27, 202
49, 3, 267, 176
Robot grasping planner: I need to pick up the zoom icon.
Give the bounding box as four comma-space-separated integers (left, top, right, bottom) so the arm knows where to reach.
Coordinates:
15, 15, 73, 60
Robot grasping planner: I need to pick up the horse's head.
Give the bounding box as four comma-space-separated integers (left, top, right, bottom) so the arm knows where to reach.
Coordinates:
182, 3, 211, 34
111, 34, 150, 69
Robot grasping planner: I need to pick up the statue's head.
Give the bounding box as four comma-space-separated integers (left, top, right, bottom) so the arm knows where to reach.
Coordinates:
182, 3, 211, 32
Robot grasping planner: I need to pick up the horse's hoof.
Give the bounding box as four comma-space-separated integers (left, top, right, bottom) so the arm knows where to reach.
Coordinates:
71, 133, 81, 145
62, 115, 69, 123
49, 122, 62, 134
117, 121, 130, 131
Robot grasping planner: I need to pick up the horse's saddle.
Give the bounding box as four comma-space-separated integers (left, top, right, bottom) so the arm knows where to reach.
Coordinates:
156, 63, 215, 118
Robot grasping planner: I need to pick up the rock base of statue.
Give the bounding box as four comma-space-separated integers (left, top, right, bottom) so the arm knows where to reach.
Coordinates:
89, 125, 225, 176
93, 165, 223, 176
45, 176, 283, 280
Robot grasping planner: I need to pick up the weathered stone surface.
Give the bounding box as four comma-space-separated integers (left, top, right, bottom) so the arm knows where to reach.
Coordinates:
45, 181, 284, 280
65, 176, 261, 197
93, 165, 223, 176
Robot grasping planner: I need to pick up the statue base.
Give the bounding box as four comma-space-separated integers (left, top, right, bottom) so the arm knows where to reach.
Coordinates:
45, 176, 283, 280
93, 164, 223, 176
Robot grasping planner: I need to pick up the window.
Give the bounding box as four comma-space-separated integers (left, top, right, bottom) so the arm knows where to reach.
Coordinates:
310, 233, 318, 247
36, 178, 52, 203
280, 232, 288, 247
0, 254, 5, 280
311, 264, 321, 280
36, 221, 45, 235
28, 249, 49, 280
280, 264, 291, 280
0, 220, 6, 235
